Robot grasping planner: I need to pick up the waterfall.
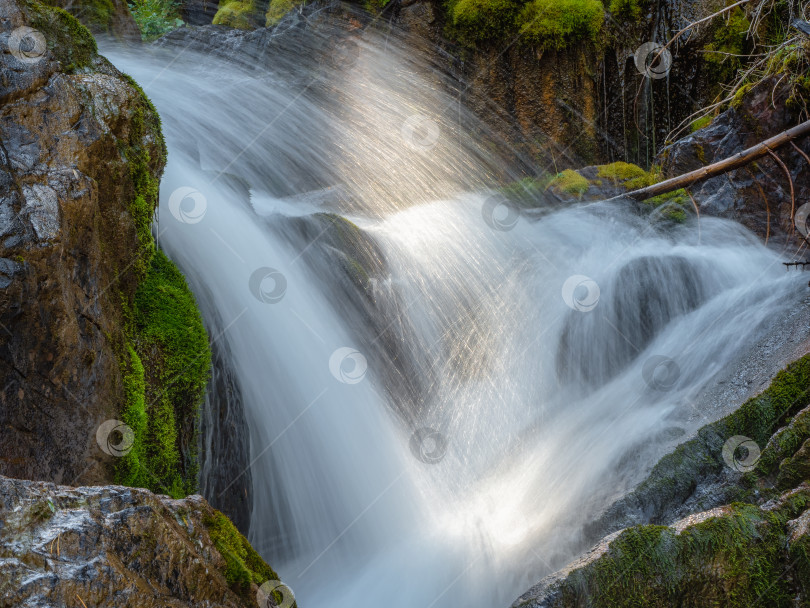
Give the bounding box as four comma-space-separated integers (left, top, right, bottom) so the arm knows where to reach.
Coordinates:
103, 14, 802, 608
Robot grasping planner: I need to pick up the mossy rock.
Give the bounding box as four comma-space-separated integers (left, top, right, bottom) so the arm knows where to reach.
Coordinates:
117, 250, 211, 497
517, 0, 604, 51
24, 0, 98, 72
265, 0, 304, 25
213, 0, 262, 29
547, 169, 591, 198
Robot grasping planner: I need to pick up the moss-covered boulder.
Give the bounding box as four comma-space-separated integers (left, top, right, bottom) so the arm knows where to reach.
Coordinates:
42, 0, 141, 41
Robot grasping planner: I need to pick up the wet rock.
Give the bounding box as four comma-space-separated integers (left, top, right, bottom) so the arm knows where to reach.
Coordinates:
658, 77, 810, 249
0, 474, 286, 607
0, 0, 164, 486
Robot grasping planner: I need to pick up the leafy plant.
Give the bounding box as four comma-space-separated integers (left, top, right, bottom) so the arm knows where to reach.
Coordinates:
128, 0, 183, 40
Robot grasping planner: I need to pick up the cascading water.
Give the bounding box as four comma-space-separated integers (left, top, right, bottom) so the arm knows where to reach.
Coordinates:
104, 11, 804, 608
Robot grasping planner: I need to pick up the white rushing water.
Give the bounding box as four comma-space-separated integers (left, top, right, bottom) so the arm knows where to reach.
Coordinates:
105, 15, 804, 608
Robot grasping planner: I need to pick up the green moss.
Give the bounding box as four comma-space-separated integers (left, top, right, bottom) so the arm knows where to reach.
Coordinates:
203, 509, 288, 603
25, 0, 98, 72
730, 83, 754, 108
703, 8, 751, 88
596, 161, 649, 182
561, 504, 793, 606
212, 0, 259, 29
607, 0, 646, 20
614, 354, 810, 528
266, 0, 303, 25
548, 169, 590, 197
41, 0, 116, 32
120, 249, 210, 496
115, 343, 149, 487
449, 0, 523, 44
691, 115, 714, 132
517, 0, 604, 51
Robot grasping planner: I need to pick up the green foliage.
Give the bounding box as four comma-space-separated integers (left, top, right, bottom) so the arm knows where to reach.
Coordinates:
548, 169, 590, 197
204, 510, 281, 595
517, 0, 604, 51
213, 0, 259, 29
449, 0, 523, 43
266, 0, 303, 25
25, 0, 98, 71
128, 0, 183, 41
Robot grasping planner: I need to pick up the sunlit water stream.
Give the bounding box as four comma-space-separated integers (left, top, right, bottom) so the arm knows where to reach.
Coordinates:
104, 14, 803, 608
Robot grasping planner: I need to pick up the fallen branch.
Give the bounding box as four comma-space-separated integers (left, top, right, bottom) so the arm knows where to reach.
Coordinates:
607, 119, 810, 202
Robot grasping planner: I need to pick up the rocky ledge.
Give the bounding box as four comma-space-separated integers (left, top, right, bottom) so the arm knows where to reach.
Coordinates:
512, 355, 810, 607
0, 475, 293, 607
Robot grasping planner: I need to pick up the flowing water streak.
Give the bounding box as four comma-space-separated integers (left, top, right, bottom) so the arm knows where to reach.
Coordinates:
105, 18, 802, 608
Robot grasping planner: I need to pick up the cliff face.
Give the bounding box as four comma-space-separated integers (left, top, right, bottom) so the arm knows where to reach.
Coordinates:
0, 0, 162, 486
1, 0, 211, 498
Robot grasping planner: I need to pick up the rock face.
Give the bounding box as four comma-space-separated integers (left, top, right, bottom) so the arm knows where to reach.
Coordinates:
0, 0, 163, 486
391, 0, 726, 169
0, 474, 290, 607
659, 78, 810, 249
512, 354, 810, 607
